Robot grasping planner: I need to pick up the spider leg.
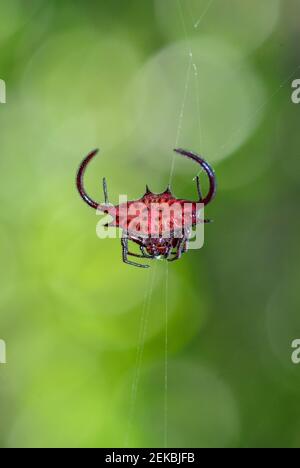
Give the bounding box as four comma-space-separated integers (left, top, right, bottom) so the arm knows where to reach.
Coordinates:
121, 236, 150, 269
192, 218, 213, 228
170, 238, 189, 256
140, 246, 155, 259
128, 237, 155, 259
167, 237, 186, 262
182, 238, 189, 253
102, 177, 109, 205
127, 249, 154, 260
194, 175, 203, 201
125, 237, 154, 259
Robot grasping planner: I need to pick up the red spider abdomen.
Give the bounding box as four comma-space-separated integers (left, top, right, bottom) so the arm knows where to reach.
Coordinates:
113, 192, 198, 237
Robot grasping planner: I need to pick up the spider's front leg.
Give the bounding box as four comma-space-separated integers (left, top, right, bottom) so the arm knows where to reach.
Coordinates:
121, 235, 150, 269
128, 236, 154, 259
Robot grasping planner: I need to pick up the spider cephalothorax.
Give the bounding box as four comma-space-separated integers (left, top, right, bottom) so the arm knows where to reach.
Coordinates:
76, 148, 216, 268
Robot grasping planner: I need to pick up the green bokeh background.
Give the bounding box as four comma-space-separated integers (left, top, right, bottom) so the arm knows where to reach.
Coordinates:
0, 0, 300, 448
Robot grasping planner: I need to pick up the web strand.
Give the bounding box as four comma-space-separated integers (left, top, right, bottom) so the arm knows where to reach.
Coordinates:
164, 262, 169, 448
194, 0, 215, 29
125, 264, 157, 447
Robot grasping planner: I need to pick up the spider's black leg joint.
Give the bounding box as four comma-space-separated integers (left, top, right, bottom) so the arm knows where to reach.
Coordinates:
103, 177, 109, 205
121, 236, 150, 269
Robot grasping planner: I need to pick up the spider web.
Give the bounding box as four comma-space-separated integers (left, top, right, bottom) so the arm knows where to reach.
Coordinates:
157, 0, 299, 449
165, 0, 206, 449
124, 262, 157, 447
125, 0, 209, 448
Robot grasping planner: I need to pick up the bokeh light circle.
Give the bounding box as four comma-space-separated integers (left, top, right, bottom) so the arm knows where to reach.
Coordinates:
21, 29, 142, 153
155, 0, 281, 53
126, 37, 265, 170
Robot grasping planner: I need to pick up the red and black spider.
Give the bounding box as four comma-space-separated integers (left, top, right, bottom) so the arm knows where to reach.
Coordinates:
76, 148, 216, 268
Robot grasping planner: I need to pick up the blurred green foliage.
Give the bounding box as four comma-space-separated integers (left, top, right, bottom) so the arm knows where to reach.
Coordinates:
0, 0, 300, 448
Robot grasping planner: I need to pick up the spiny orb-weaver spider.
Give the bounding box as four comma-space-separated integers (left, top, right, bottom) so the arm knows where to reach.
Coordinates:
76, 148, 216, 268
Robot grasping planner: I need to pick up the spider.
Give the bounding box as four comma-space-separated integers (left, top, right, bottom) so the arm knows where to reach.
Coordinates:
76, 148, 216, 268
